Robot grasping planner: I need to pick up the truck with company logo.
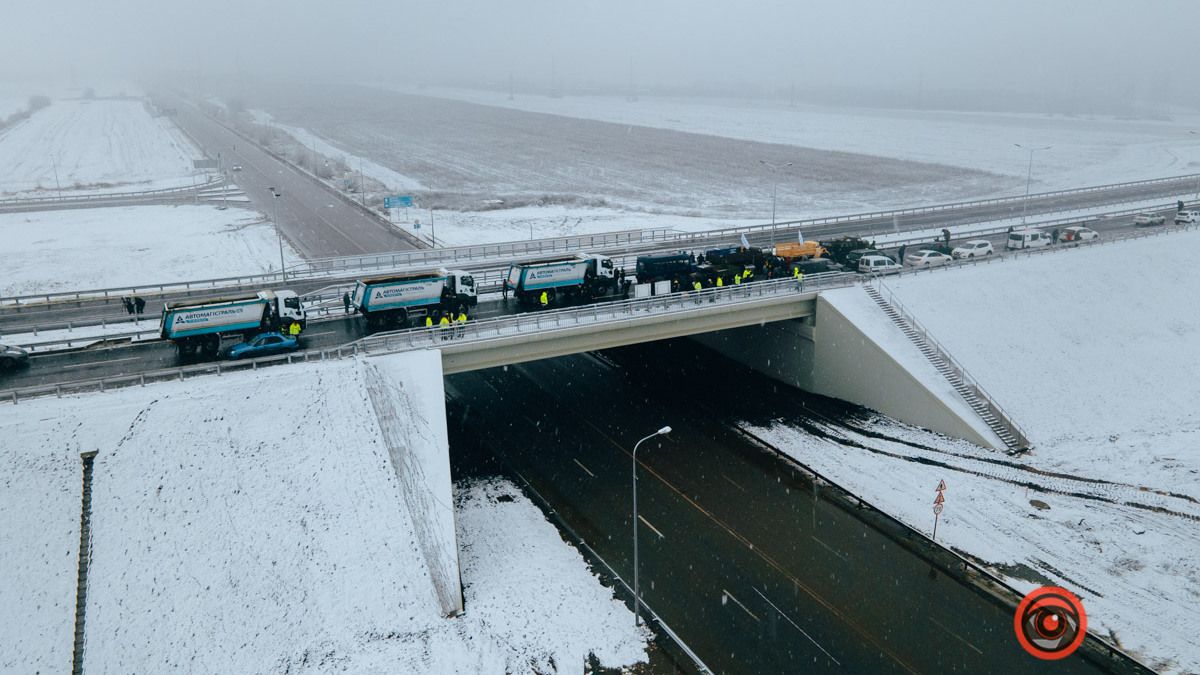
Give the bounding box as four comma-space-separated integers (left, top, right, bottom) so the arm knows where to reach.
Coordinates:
503, 254, 620, 307
160, 290, 306, 357
351, 269, 477, 329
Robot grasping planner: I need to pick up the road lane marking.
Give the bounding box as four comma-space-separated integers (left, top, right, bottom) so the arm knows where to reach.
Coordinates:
638, 515, 665, 539
929, 616, 983, 655
752, 587, 841, 665
721, 473, 747, 492
61, 356, 140, 370
583, 417, 920, 673
722, 589, 760, 622
810, 535, 845, 561
573, 458, 595, 478
304, 330, 335, 337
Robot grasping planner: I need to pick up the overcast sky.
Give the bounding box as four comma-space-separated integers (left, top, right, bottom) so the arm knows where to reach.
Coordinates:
2, 0, 1196, 108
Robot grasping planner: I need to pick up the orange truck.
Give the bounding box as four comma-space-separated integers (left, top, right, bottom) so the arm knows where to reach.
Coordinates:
773, 241, 827, 260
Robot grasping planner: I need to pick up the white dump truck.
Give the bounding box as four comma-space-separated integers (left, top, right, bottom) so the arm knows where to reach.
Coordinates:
503, 254, 619, 307
352, 269, 477, 329
160, 290, 306, 357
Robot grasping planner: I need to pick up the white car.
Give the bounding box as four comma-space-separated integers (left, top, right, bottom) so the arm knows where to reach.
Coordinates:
904, 250, 953, 267
951, 240, 994, 259
1007, 228, 1052, 250
858, 254, 902, 275
231, 165, 243, 172
1175, 211, 1199, 225
1056, 225, 1098, 244
1133, 212, 1166, 227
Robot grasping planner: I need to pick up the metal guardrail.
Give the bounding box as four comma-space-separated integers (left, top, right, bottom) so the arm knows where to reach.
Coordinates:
4, 172, 1195, 310
0, 175, 227, 207
732, 425, 1153, 672
872, 280, 1031, 449
2, 274, 849, 403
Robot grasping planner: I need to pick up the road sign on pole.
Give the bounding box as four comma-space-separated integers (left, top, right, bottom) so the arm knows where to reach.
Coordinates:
384, 195, 414, 209
932, 479, 947, 541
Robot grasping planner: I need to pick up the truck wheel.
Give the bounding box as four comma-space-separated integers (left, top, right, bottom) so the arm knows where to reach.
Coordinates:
202, 335, 221, 358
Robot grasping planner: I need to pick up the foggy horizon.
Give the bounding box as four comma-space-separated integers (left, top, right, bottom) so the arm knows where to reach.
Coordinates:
3, 0, 1199, 114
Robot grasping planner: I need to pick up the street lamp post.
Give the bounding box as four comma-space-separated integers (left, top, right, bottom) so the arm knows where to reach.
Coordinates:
759, 160, 793, 225
632, 425, 672, 627
269, 187, 286, 281
1014, 144, 1051, 225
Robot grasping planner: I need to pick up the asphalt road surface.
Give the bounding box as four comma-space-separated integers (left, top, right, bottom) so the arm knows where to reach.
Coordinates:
160, 92, 419, 259
445, 341, 1142, 674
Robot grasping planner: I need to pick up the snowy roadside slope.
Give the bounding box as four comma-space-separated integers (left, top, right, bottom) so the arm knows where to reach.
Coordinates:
0, 98, 200, 197
883, 229, 1200, 494
3, 354, 645, 673
748, 415, 1200, 675
0, 205, 302, 297
0, 410, 91, 673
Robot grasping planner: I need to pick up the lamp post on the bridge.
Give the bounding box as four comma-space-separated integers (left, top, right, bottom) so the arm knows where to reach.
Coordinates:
759, 160, 792, 225
1014, 144, 1051, 225
632, 425, 672, 628
269, 187, 286, 282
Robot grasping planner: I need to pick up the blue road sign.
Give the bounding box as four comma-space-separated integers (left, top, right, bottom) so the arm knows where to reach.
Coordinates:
384, 195, 414, 208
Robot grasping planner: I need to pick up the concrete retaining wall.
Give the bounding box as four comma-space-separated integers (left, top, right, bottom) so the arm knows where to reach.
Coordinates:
690, 294, 1000, 449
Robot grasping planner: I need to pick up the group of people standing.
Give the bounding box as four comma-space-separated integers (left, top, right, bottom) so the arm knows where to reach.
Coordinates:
426, 308, 469, 340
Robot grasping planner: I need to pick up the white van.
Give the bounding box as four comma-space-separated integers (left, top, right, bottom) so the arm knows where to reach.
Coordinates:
1006, 228, 1052, 250
858, 254, 902, 275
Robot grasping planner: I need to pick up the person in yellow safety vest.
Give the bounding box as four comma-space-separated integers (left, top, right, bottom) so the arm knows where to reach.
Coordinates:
426, 314, 434, 328
439, 313, 451, 340
288, 321, 301, 338
743, 268, 753, 281
539, 290, 549, 308
456, 310, 468, 338
716, 276, 724, 287
792, 266, 801, 279
734, 273, 742, 284
693, 280, 702, 291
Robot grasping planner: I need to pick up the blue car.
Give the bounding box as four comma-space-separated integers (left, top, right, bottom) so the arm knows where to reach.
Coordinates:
227, 332, 300, 360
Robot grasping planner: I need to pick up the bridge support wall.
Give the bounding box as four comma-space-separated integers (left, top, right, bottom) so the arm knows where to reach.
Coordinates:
690, 295, 999, 449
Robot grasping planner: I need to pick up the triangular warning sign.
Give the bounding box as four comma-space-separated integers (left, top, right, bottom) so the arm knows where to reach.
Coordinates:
936, 480, 947, 492
934, 492, 945, 505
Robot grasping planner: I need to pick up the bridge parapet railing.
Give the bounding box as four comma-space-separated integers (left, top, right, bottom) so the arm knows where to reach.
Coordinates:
1, 273, 849, 404
0, 175, 227, 207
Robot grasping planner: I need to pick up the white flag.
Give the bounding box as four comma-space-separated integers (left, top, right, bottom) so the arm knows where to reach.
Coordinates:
740, 233, 750, 248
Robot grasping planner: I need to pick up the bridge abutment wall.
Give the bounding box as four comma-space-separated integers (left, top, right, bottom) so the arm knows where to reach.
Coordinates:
689, 294, 1000, 449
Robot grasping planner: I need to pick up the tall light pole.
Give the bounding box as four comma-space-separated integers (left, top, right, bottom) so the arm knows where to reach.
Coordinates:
269, 187, 286, 281
759, 160, 792, 225
632, 425, 672, 627
1014, 144, 1051, 225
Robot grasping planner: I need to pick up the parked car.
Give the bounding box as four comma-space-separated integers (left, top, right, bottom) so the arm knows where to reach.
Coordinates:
1134, 212, 1166, 227
950, 240, 994, 259
1056, 225, 1099, 243
858, 254, 902, 275
0, 344, 30, 372
227, 332, 300, 360
791, 258, 844, 275
904, 250, 953, 267
231, 165, 243, 172
1175, 210, 1199, 225
1006, 228, 1052, 250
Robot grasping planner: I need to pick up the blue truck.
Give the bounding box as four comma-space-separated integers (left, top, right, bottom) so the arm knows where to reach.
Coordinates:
160, 290, 306, 358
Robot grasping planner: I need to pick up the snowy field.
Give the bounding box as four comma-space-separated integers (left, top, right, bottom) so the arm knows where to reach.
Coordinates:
762, 234, 1200, 673
0, 204, 302, 297
243, 82, 1005, 221
400, 85, 1200, 197
0, 97, 202, 197
0, 354, 646, 673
